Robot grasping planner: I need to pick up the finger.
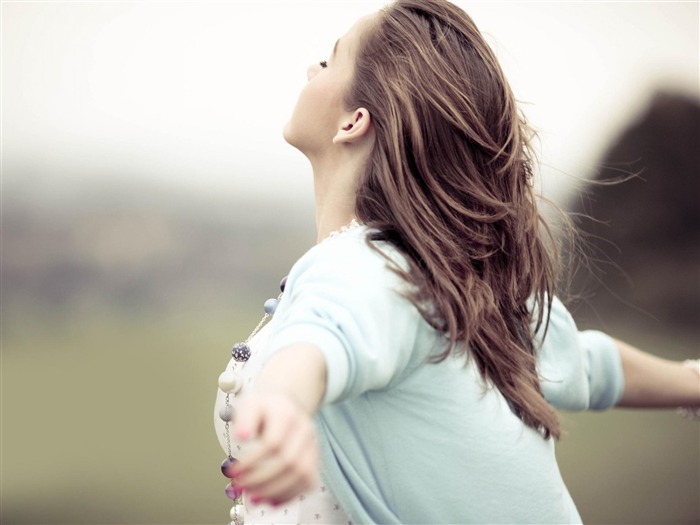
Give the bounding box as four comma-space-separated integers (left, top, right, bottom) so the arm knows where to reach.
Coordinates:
235, 404, 297, 476
235, 413, 290, 479
249, 445, 319, 504
238, 415, 313, 490
231, 438, 266, 476
236, 398, 300, 476
243, 456, 298, 503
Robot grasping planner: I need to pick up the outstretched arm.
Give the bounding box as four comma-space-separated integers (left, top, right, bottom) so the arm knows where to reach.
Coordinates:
231, 344, 326, 506
536, 297, 699, 413
228, 232, 425, 506
615, 339, 700, 408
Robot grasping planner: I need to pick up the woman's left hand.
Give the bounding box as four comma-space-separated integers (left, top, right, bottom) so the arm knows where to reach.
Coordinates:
231, 390, 320, 506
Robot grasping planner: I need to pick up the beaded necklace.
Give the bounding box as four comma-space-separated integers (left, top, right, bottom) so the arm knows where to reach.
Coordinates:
216, 219, 362, 525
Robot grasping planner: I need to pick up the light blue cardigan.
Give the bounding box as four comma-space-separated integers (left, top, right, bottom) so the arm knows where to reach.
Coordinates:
267, 226, 624, 524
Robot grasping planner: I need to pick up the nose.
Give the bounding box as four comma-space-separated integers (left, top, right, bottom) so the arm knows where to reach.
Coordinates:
307, 63, 321, 81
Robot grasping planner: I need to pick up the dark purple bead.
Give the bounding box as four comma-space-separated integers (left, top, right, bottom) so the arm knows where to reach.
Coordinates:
221, 456, 238, 478
225, 481, 243, 500
279, 276, 288, 293
231, 342, 251, 362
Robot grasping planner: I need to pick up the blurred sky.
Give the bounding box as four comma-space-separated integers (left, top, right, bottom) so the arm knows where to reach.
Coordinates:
3, 0, 698, 204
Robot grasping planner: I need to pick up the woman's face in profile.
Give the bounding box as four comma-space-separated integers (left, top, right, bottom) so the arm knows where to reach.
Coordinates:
282, 13, 375, 156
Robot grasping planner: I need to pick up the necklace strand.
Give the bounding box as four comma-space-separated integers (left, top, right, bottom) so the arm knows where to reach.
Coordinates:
217, 219, 362, 524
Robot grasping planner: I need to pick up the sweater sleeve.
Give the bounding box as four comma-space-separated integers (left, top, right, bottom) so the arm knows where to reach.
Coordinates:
536, 296, 625, 411
266, 233, 426, 406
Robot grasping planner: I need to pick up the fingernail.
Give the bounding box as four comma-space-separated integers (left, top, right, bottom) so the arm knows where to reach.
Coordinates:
250, 495, 262, 505
269, 499, 283, 507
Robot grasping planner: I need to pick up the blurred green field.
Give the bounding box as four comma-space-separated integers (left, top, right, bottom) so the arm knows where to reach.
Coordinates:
2, 307, 698, 524
2, 306, 255, 524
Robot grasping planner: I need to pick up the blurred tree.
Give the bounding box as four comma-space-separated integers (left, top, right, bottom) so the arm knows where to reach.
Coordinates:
568, 91, 700, 331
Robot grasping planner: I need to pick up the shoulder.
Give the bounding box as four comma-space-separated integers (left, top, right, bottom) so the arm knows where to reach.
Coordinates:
285, 226, 411, 293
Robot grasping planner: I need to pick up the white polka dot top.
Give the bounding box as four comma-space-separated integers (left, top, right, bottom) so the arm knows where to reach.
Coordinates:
214, 321, 352, 525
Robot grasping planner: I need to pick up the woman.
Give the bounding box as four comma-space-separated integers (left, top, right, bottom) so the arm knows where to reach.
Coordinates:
213, 1, 700, 523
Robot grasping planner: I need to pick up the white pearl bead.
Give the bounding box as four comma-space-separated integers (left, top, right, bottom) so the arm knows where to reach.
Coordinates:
264, 298, 279, 315
230, 503, 244, 522
218, 370, 242, 394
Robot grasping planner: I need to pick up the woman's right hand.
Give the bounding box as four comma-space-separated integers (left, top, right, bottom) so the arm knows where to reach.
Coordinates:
231, 390, 321, 506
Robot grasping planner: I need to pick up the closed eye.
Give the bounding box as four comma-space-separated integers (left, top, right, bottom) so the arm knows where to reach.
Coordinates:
319, 60, 328, 68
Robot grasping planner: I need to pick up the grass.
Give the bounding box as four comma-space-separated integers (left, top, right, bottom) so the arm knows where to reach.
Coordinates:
2, 307, 698, 524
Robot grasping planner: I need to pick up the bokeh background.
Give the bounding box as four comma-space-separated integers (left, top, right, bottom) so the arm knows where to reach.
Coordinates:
2, 1, 698, 524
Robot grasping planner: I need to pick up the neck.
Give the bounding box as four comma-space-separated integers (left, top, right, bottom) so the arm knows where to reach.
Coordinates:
307, 149, 367, 243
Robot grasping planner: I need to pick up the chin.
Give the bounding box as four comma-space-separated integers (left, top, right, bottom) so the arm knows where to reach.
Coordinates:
282, 121, 298, 148
282, 122, 308, 155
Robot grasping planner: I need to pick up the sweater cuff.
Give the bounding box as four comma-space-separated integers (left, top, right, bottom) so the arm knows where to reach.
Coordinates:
580, 330, 625, 410
267, 324, 350, 406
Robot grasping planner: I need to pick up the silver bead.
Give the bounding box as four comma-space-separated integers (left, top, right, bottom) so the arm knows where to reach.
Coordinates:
218, 370, 243, 394
219, 404, 235, 422
263, 298, 279, 315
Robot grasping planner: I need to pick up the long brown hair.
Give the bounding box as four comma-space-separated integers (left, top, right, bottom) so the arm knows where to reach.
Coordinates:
349, 0, 562, 439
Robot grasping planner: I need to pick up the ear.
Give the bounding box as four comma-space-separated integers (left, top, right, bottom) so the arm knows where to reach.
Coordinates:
332, 108, 372, 145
